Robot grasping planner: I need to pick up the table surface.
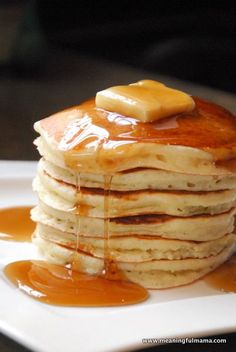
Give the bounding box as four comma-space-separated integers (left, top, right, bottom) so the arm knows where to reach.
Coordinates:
0, 49, 236, 352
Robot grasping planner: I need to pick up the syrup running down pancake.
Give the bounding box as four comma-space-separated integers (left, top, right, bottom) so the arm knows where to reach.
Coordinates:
35, 97, 236, 175
2, 80, 235, 308
30, 81, 236, 292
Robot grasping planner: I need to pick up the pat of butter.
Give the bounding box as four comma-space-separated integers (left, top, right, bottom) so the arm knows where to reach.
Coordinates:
95, 80, 195, 122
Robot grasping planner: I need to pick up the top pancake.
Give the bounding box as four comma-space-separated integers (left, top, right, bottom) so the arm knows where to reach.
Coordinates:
34, 97, 236, 175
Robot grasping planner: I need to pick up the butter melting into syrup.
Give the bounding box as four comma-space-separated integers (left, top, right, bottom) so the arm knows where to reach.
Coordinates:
43, 98, 236, 151
3, 97, 236, 305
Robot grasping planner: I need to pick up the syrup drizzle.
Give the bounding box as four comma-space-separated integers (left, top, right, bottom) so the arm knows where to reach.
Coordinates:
103, 175, 113, 277
4, 96, 236, 305
46, 98, 236, 152
39, 97, 236, 175
3, 138, 148, 306
0, 206, 35, 242
4, 183, 148, 306
75, 172, 81, 256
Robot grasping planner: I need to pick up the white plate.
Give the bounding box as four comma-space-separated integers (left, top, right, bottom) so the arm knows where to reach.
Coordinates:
0, 160, 236, 352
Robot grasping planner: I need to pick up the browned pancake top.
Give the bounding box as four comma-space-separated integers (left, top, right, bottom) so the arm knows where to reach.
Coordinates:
40, 97, 236, 151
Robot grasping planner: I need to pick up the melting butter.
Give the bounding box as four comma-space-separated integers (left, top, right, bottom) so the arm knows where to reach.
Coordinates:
96, 79, 195, 122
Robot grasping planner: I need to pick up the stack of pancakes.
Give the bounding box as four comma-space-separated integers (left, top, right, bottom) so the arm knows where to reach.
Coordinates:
31, 96, 236, 288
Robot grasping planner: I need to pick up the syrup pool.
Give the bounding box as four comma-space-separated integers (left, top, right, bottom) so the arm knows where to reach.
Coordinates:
4, 260, 148, 306
0, 206, 35, 242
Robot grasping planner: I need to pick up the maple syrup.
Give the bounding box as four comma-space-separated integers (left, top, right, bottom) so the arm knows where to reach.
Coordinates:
103, 175, 113, 277
0, 206, 35, 242
40, 97, 236, 152
204, 254, 236, 293
66, 169, 148, 306
37, 97, 236, 174
4, 260, 148, 306
2, 175, 148, 306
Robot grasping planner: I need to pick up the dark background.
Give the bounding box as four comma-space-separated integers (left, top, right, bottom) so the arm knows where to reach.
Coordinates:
35, 0, 236, 93
0, 1, 236, 351
1, 0, 236, 93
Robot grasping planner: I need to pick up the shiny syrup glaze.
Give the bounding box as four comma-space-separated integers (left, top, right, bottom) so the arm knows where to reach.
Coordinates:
0, 206, 35, 242
40, 97, 236, 151
4, 260, 148, 306
204, 254, 236, 292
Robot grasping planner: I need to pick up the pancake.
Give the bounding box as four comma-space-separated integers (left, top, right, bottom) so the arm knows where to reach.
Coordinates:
33, 172, 236, 217
40, 158, 236, 192
31, 204, 236, 242
32, 84, 236, 290
34, 222, 236, 262
34, 98, 236, 175
33, 235, 236, 289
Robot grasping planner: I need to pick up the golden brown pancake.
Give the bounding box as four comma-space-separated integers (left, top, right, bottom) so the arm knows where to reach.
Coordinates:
34, 98, 236, 175
40, 158, 236, 192
32, 92, 236, 289
34, 222, 236, 262
33, 172, 236, 217
31, 205, 236, 242
33, 235, 236, 289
